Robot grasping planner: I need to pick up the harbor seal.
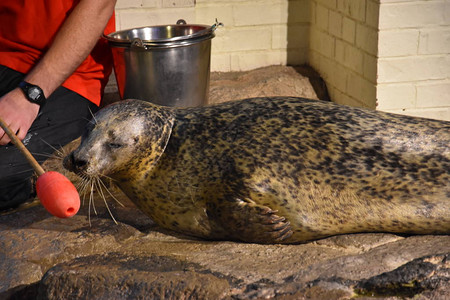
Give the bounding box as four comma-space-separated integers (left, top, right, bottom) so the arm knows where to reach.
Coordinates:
63, 97, 450, 244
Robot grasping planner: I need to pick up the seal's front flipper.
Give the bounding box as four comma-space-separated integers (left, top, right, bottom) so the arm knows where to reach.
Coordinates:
209, 198, 293, 243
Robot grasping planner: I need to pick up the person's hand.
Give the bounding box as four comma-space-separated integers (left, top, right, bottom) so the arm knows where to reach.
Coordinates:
0, 88, 40, 145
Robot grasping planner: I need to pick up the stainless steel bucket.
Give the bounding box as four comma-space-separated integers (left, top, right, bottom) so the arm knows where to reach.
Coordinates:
105, 20, 222, 107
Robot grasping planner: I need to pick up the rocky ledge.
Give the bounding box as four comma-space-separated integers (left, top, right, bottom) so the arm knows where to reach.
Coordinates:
1, 66, 448, 299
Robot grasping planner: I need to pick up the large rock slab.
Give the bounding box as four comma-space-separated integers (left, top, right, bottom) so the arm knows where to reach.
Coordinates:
1, 66, 448, 299
1, 192, 448, 299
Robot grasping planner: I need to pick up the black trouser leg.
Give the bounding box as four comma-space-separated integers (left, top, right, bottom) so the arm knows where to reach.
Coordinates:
0, 65, 99, 210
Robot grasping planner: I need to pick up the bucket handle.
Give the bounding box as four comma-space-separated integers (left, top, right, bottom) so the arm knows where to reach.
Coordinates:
210, 19, 224, 32
131, 38, 145, 49
176, 18, 224, 35
129, 19, 223, 50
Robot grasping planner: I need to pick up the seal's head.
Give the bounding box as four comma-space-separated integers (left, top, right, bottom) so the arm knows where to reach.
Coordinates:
64, 100, 174, 180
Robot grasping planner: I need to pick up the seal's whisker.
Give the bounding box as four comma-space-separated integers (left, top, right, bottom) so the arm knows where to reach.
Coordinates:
76, 174, 91, 206
87, 179, 97, 227
88, 106, 98, 125
30, 152, 61, 160
90, 180, 98, 216
39, 138, 65, 158
14, 168, 36, 176
97, 177, 124, 207
95, 177, 118, 225
98, 173, 118, 183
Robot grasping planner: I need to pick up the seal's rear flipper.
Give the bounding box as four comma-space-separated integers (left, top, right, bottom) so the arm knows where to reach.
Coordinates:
209, 198, 293, 243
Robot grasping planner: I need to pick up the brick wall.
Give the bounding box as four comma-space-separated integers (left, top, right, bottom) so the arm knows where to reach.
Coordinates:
377, 0, 450, 120
115, 0, 310, 72
114, 0, 450, 120
308, 0, 449, 120
309, 0, 378, 109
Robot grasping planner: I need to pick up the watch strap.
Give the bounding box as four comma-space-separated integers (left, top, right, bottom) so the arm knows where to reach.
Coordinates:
18, 81, 47, 107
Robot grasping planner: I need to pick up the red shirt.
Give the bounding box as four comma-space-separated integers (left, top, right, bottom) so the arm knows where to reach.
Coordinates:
0, 1, 115, 106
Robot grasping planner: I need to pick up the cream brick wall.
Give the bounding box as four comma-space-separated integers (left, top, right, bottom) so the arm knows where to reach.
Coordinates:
309, 0, 378, 109
114, 0, 450, 120
309, 0, 450, 120
377, 0, 450, 121
115, 0, 310, 72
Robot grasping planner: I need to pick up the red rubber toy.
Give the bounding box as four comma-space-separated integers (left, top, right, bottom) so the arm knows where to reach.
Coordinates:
0, 117, 80, 218
36, 171, 80, 218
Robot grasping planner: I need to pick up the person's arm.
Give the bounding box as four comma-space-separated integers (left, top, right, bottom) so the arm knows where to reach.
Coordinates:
0, 0, 116, 145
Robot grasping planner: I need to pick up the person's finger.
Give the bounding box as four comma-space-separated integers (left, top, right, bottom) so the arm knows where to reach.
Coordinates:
0, 128, 12, 145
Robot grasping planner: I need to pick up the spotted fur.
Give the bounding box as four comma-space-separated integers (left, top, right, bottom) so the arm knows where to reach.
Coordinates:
64, 97, 450, 244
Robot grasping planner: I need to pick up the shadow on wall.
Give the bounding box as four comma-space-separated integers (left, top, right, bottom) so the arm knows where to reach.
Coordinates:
287, 1, 330, 101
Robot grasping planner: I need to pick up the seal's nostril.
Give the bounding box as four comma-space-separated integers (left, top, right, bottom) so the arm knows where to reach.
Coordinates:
63, 152, 87, 172
74, 158, 88, 169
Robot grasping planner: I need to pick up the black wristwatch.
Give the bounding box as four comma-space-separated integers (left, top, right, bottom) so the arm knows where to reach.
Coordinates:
18, 81, 47, 107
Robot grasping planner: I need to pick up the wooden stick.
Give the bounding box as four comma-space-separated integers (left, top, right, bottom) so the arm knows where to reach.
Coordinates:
0, 117, 45, 176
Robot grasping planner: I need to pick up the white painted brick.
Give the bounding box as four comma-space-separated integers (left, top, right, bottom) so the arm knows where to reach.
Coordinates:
318, 54, 334, 81
117, 8, 195, 29
230, 50, 285, 71
310, 28, 334, 57
346, 72, 377, 107
310, 1, 317, 25
416, 81, 450, 108
330, 62, 348, 92
355, 24, 378, 56
211, 53, 231, 72
162, 0, 194, 8
287, 48, 308, 65
346, 72, 375, 105
334, 39, 345, 62
328, 10, 343, 38
376, 83, 416, 110
379, 1, 446, 30
361, 79, 377, 108
378, 29, 419, 57
337, 0, 366, 22
210, 29, 227, 53
212, 28, 272, 52
334, 92, 368, 109
342, 17, 356, 43
344, 44, 363, 74
315, 0, 337, 9
446, 0, 450, 23
316, 4, 329, 31
233, 2, 288, 26
309, 49, 321, 70
328, 86, 339, 101
287, 0, 311, 24
275, 24, 309, 50
379, 0, 417, 2
309, 28, 320, 52
116, 0, 143, 9
317, 31, 335, 58
366, 0, 379, 29
272, 25, 289, 50
418, 28, 450, 55
381, 108, 450, 121
363, 53, 377, 83
142, 0, 160, 8
378, 56, 450, 83
195, 4, 234, 26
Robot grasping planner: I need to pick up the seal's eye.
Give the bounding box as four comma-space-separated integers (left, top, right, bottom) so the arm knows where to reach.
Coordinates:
108, 143, 123, 149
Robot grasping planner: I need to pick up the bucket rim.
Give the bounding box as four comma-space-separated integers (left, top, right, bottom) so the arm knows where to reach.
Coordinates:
104, 32, 215, 49
104, 23, 215, 45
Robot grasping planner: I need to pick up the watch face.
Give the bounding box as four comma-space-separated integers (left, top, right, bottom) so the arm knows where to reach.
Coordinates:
28, 87, 42, 101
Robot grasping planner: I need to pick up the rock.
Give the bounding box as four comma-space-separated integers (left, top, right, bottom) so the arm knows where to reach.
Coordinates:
38, 254, 231, 299
1, 65, 448, 299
